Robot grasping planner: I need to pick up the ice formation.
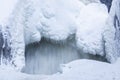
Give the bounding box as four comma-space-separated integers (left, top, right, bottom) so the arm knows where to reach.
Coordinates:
8, 0, 86, 72
0, 0, 119, 76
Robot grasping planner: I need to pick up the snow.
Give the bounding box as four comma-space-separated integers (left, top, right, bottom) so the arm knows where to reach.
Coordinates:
0, 59, 120, 80
24, 0, 85, 42
0, 0, 119, 80
0, 0, 117, 70
55, 59, 120, 80
76, 3, 108, 56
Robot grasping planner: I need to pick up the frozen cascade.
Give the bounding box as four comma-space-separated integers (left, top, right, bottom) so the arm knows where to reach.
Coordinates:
22, 38, 107, 75
0, 0, 117, 74
23, 38, 80, 74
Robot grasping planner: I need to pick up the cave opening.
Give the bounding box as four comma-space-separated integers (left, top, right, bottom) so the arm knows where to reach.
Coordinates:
22, 38, 107, 75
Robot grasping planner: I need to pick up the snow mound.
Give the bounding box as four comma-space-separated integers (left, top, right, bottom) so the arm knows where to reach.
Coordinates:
57, 59, 120, 80
76, 3, 108, 55
0, 59, 120, 80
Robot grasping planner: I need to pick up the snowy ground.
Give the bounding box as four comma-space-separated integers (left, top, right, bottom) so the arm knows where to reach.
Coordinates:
0, 58, 120, 80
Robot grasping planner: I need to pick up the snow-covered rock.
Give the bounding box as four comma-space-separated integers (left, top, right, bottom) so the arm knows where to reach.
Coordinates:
76, 3, 108, 56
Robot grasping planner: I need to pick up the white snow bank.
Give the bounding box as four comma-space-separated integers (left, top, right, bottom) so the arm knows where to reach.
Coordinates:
76, 3, 108, 56
56, 59, 120, 80
0, 59, 120, 80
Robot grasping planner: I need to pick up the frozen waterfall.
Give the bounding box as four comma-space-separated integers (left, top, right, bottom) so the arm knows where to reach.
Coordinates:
23, 38, 80, 74
22, 38, 107, 75
1, 0, 119, 76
